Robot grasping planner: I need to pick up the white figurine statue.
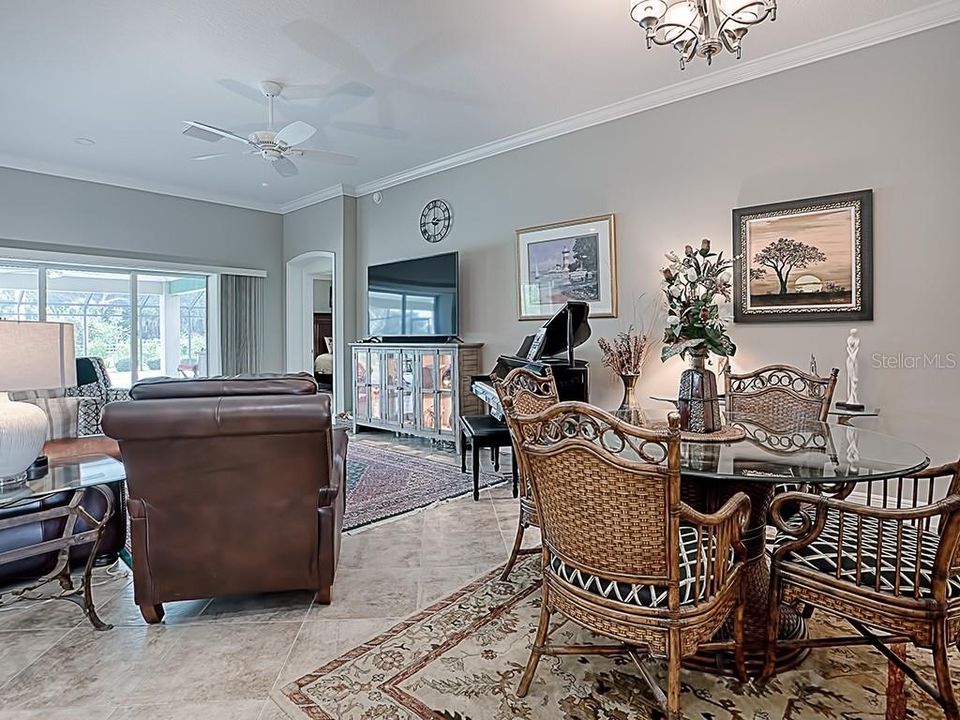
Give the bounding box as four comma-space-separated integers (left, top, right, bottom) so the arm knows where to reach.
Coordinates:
845, 328, 860, 406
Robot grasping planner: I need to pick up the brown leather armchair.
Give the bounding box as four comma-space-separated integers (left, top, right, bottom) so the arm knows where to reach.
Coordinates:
102, 374, 346, 623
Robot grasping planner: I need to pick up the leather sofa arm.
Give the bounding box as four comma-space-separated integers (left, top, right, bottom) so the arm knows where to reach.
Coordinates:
320, 427, 348, 508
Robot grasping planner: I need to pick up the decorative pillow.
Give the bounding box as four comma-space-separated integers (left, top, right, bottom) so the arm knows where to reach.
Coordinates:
19, 396, 82, 441
77, 398, 105, 437
325, 336, 334, 354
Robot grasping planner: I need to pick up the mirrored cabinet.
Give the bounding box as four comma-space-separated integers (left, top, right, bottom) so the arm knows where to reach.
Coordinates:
351, 342, 483, 451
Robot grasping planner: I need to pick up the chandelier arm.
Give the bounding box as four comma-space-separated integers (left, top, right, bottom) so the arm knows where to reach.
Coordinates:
715, 1, 775, 32
648, 21, 700, 48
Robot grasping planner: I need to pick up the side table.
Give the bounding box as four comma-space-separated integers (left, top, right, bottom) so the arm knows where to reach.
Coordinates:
0, 454, 124, 630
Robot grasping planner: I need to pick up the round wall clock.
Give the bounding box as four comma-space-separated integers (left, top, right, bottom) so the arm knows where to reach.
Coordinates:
420, 199, 452, 243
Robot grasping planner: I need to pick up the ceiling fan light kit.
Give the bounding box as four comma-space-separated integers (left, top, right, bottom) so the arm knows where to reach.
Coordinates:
182, 80, 356, 177
629, 0, 776, 69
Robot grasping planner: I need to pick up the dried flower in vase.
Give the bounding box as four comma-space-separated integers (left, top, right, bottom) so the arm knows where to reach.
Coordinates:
598, 326, 651, 376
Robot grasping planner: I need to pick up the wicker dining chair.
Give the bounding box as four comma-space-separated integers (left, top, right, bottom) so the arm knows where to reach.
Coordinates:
724, 363, 839, 422
509, 402, 751, 718
492, 365, 560, 581
765, 461, 960, 718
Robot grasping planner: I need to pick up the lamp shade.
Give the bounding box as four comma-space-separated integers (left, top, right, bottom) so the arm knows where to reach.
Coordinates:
0, 321, 77, 392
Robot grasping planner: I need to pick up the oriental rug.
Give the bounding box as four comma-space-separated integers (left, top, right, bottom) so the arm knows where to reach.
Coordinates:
344, 437, 504, 531
276, 555, 950, 720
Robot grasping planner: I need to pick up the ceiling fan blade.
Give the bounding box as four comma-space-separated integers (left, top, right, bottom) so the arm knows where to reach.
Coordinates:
182, 121, 253, 145
296, 148, 359, 166
273, 156, 299, 177
275, 120, 317, 147
191, 152, 232, 161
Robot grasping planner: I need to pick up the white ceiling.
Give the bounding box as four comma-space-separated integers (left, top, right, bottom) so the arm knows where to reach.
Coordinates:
1, 0, 954, 213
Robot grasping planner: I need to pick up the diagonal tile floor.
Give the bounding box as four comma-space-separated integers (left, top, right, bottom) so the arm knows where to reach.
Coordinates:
0, 441, 532, 720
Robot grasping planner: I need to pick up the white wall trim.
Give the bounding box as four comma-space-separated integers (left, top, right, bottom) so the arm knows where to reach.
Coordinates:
278, 184, 357, 215
0, 244, 268, 277
0, 154, 281, 214
339, 0, 960, 199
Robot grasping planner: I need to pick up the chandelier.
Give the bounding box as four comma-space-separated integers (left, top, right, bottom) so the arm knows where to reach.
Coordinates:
629, 0, 777, 69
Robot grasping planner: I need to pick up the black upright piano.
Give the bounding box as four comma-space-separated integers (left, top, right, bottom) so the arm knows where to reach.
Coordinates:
471, 301, 591, 419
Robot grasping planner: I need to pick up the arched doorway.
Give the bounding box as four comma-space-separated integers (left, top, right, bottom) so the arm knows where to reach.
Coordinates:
285, 251, 342, 411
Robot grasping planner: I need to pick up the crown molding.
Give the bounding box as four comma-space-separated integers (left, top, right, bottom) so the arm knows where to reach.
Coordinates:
278, 183, 357, 214
0, 154, 283, 214
340, 0, 960, 199
5, 1, 958, 216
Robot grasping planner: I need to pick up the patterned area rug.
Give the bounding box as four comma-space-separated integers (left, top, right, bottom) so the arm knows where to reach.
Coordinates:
344, 437, 504, 531
276, 555, 951, 720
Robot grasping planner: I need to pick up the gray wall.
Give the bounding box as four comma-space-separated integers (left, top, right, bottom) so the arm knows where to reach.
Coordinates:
0, 167, 285, 370
283, 195, 358, 411
355, 24, 960, 462
313, 279, 333, 312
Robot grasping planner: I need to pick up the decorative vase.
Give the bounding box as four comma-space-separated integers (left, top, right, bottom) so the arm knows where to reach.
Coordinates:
0, 392, 48, 487
677, 347, 722, 434
616, 373, 645, 424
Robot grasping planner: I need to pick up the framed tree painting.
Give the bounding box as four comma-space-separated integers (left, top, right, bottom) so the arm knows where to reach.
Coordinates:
733, 190, 873, 323
515, 214, 617, 321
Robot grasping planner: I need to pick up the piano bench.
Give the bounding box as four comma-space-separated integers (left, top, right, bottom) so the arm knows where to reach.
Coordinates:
458, 415, 518, 501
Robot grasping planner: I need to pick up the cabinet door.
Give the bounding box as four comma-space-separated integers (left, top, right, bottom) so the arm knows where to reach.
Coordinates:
400, 350, 417, 428
383, 350, 401, 425
354, 349, 370, 421
418, 350, 437, 433
437, 350, 455, 434
369, 350, 383, 421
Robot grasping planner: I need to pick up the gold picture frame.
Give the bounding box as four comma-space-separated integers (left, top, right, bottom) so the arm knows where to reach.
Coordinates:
515, 214, 618, 321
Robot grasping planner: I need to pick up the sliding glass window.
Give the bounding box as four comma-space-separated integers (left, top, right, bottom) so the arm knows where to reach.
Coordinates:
136, 274, 208, 381
46, 269, 134, 386
0, 261, 210, 388
0, 265, 40, 320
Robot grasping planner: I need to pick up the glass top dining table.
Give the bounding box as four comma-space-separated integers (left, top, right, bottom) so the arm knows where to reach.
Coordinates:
610, 407, 930, 485
601, 405, 931, 677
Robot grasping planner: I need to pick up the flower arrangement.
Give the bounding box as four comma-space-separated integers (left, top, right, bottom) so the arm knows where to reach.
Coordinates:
660, 238, 736, 361
598, 326, 651, 376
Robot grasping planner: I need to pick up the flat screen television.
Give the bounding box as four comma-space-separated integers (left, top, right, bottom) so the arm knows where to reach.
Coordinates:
367, 251, 459, 338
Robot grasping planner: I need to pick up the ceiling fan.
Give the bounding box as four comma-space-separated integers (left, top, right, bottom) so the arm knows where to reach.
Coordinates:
183, 81, 358, 177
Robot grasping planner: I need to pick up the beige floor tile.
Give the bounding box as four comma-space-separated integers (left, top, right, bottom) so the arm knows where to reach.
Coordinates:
0, 622, 300, 708
338, 528, 422, 569
0, 625, 180, 708
0, 707, 114, 720
420, 532, 507, 568
197, 591, 314, 624
256, 702, 292, 720
0, 568, 132, 632
0, 629, 68, 688
123, 623, 302, 705
107, 700, 265, 720
96, 586, 211, 627
308, 567, 418, 620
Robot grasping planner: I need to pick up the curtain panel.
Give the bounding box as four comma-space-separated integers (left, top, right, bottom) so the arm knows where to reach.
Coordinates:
220, 274, 263, 375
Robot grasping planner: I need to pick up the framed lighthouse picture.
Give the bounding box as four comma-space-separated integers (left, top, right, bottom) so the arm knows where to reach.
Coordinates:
515, 214, 618, 321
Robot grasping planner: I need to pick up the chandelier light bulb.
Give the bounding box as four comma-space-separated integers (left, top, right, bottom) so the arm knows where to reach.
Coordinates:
661, 1, 700, 43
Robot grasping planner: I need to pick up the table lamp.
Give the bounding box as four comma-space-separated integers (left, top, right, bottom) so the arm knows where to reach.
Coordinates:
0, 320, 76, 485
